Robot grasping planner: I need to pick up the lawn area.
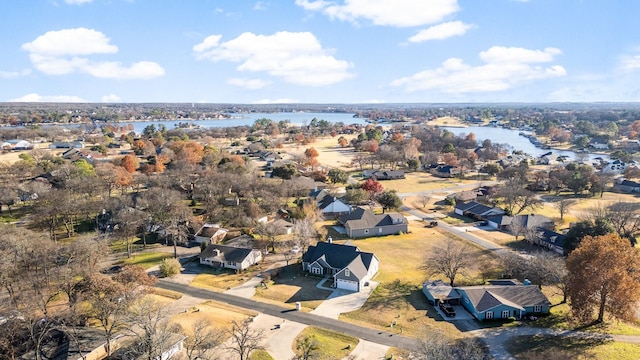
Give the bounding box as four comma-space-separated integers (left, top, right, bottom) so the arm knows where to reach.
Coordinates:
119, 252, 173, 269
340, 280, 462, 339
338, 221, 495, 338
374, 172, 477, 193
191, 264, 266, 291
253, 264, 333, 311
169, 300, 257, 335
347, 221, 494, 286
293, 327, 359, 360
250, 350, 275, 360
504, 334, 640, 360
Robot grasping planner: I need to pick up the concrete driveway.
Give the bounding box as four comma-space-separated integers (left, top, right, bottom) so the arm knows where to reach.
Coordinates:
344, 339, 389, 360
311, 281, 378, 319
434, 304, 475, 321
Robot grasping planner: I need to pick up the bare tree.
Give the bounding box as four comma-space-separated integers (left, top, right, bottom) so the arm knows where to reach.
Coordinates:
423, 240, 474, 287
553, 198, 576, 221
121, 297, 178, 360
414, 330, 485, 360
181, 319, 223, 360
294, 335, 320, 360
293, 218, 317, 252
416, 194, 432, 209
226, 318, 264, 360
507, 216, 526, 241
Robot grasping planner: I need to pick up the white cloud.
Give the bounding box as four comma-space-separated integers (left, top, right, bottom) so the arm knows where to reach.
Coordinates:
253, 98, 299, 104
193, 31, 354, 86
408, 21, 474, 42
619, 54, 640, 71
253, 1, 268, 10
64, 0, 93, 4
0, 69, 31, 79
22, 28, 118, 56
227, 78, 271, 89
101, 94, 122, 102
391, 46, 566, 93
10, 93, 86, 102
295, 0, 459, 27
22, 28, 164, 79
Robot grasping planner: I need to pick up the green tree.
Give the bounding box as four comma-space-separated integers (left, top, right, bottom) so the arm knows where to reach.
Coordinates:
271, 164, 298, 180
567, 233, 640, 323
377, 190, 402, 213
159, 258, 181, 278
327, 168, 348, 184
564, 219, 615, 252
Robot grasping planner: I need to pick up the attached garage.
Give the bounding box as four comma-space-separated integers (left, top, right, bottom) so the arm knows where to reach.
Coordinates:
336, 278, 359, 291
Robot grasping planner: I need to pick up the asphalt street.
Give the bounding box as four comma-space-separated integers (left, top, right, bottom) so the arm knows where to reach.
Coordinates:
156, 280, 418, 350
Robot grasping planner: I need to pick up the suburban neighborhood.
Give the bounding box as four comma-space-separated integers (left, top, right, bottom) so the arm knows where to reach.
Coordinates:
3, 103, 640, 360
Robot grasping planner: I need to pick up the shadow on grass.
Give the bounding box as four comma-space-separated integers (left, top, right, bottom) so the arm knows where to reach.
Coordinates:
266, 264, 333, 304
504, 333, 611, 360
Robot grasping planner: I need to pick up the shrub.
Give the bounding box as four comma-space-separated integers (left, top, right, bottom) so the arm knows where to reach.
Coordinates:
159, 258, 181, 278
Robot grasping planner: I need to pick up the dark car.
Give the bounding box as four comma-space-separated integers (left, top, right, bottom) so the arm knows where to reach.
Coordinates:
439, 302, 456, 317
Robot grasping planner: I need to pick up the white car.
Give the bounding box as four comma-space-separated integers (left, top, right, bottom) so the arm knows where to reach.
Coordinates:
290, 246, 301, 254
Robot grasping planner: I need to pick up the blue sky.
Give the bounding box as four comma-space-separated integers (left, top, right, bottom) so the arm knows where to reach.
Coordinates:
1, 0, 640, 104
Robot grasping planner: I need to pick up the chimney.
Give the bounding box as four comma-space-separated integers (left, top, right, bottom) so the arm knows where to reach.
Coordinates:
327, 236, 333, 244
213, 248, 221, 257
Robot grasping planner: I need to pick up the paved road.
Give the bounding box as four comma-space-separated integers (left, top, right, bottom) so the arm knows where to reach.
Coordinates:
156, 280, 418, 350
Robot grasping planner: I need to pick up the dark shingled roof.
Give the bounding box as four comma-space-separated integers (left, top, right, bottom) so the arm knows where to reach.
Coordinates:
338, 207, 406, 230
456, 285, 550, 312
303, 242, 376, 279
200, 244, 255, 263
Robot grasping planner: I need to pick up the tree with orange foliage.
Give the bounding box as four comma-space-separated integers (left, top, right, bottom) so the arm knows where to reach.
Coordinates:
120, 154, 139, 173
304, 147, 319, 170
567, 233, 640, 323
337, 136, 349, 148
168, 141, 204, 165
361, 178, 384, 198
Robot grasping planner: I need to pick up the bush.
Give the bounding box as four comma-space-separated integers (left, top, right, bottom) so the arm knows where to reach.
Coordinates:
159, 258, 181, 278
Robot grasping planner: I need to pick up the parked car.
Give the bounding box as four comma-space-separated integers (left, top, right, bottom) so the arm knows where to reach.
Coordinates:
439, 302, 456, 317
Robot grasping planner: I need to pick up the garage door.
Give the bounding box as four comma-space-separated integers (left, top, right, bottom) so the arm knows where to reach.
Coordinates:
336, 279, 358, 291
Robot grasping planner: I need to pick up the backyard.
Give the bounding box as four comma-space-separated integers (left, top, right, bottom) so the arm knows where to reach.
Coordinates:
253, 264, 333, 311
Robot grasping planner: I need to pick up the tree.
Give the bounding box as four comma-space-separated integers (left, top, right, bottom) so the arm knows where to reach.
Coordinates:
294, 335, 320, 360
423, 240, 474, 287
337, 136, 348, 148
181, 319, 223, 360
553, 198, 576, 221
377, 190, 402, 213
564, 219, 615, 252
566, 233, 640, 323
416, 194, 432, 209
414, 330, 485, 360
226, 318, 264, 360
122, 297, 178, 360
120, 154, 139, 173
159, 258, 181, 278
327, 168, 348, 184
360, 178, 383, 198
271, 164, 298, 179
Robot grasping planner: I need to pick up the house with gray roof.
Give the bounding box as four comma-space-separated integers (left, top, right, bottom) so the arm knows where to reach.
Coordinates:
302, 241, 378, 292
454, 201, 505, 220
199, 244, 262, 272
486, 214, 554, 231
338, 207, 408, 238
423, 280, 550, 321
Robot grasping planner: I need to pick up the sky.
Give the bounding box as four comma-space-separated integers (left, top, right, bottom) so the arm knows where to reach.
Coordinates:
1, 0, 640, 104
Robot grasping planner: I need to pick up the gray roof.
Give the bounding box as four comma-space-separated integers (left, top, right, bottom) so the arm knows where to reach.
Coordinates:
456, 285, 550, 312
200, 244, 256, 263
302, 242, 377, 279
338, 207, 406, 230
423, 280, 461, 301
487, 214, 553, 228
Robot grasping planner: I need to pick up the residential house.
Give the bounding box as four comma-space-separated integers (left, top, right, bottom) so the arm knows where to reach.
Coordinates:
422, 279, 462, 305
446, 190, 482, 203
268, 218, 294, 235
338, 207, 408, 238
302, 241, 379, 292
317, 196, 352, 217
454, 201, 505, 220
615, 179, 640, 193
430, 164, 460, 178
486, 214, 554, 231
536, 228, 568, 255
199, 244, 262, 271
371, 170, 405, 180
1, 139, 33, 151
454, 282, 550, 321
194, 223, 228, 245
497, 154, 529, 168
49, 141, 84, 149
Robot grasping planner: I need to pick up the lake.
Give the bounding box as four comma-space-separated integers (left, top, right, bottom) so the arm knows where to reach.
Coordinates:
441, 126, 609, 162
123, 112, 367, 133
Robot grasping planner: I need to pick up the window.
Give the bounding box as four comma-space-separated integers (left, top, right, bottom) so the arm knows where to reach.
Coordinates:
379, 227, 382, 233
534, 305, 542, 313
502, 310, 510, 319
486, 311, 494, 320
345, 269, 350, 277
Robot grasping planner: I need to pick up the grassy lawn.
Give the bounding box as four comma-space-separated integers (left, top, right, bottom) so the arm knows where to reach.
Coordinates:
292, 327, 359, 360
169, 300, 257, 335
254, 264, 332, 311
376, 172, 476, 193
339, 222, 496, 338
504, 334, 640, 360
119, 252, 173, 269
191, 263, 266, 291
